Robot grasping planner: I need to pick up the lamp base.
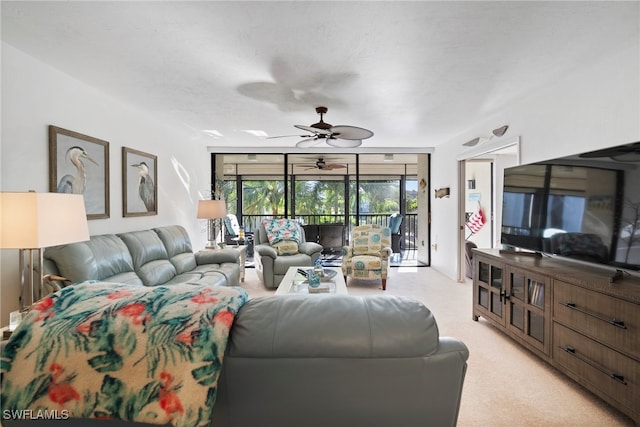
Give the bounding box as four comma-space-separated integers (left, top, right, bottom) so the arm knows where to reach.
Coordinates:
205, 240, 219, 249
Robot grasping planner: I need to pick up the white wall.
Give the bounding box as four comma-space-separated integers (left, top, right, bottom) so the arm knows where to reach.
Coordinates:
1, 43, 213, 323
416, 154, 430, 263
431, 39, 640, 280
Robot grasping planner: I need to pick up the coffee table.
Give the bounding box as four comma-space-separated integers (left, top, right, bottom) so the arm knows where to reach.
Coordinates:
275, 266, 348, 295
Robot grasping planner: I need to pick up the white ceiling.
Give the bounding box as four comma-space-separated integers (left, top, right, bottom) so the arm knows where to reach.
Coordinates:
2, 1, 637, 150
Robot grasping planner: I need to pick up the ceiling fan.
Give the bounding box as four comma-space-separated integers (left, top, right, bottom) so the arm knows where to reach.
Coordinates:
302, 157, 347, 171
269, 106, 374, 148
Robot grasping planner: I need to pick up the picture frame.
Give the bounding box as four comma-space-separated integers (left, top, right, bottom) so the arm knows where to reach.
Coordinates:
49, 125, 110, 220
122, 147, 157, 217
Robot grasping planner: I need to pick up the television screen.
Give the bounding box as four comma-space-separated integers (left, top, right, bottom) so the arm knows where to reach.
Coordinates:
501, 141, 640, 272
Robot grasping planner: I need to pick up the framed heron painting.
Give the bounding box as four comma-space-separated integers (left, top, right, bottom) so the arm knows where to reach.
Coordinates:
122, 147, 157, 217
49, 125, 110, 220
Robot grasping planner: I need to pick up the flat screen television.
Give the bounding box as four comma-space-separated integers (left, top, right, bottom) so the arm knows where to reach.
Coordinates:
500, 141, 640, 273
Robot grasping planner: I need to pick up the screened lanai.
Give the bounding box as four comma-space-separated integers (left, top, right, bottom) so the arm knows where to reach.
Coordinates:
211, 153, 429, 267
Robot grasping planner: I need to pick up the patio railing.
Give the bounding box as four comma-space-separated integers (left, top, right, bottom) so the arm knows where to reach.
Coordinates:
238, 213, 417, 250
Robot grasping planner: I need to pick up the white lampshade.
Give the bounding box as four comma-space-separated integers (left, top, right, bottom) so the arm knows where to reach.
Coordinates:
197, 199, 227, 220
0, 192, 90, 249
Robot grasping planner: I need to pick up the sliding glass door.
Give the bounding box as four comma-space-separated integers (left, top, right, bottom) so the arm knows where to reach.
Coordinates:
215, 152, 424, 264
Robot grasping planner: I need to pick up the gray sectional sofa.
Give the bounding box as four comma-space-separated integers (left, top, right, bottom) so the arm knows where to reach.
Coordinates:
212, 294, 470, 427
43, 225, 241, 287
3, 294, 469, 427
6, 225, 469, 426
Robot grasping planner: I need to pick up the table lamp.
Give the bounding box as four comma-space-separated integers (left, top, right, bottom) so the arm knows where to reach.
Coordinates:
197, 199, 227, 249
0, 191, 90, 310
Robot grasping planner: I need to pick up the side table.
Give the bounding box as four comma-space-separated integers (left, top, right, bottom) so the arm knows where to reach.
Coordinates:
231, 244, 248, 282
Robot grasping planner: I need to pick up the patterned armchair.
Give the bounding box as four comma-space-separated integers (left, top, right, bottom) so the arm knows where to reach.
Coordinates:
342, 224, 392, 290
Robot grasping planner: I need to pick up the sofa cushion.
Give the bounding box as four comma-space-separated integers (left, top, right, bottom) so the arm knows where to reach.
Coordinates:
352, 255, 382, 270
352, 224, 391, 256
165, 271, 228, 286
273, 253, 317, 275
272, 239, 299, 255
154, 225, 198, 273
44, 234, 140, 284
228, 295, 440, 358
118, 230, 176, 286
262, 218, 301, 244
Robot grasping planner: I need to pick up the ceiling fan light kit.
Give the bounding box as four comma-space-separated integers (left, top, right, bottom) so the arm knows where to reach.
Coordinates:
271, 106, 374, 148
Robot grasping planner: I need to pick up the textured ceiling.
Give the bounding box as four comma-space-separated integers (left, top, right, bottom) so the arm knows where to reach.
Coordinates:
2, 1, 637, 150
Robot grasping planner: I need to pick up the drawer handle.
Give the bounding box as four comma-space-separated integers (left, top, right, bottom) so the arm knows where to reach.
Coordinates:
560, 346, 627, 385
560, 302, 627, 329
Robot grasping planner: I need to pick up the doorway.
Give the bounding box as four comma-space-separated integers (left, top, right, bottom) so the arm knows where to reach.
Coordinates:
464, 160, 493, 248
457, 137, 520, 282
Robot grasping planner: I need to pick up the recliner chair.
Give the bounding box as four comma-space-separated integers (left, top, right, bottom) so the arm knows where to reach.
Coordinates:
389, 213, 404, 253
342, 224, 392, 290
253, 219, 323, 288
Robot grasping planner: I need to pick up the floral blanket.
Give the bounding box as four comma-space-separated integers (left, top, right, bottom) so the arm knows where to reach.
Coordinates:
1, 281, 248, 427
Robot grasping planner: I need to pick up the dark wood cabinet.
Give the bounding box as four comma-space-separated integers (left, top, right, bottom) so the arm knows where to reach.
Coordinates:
472, 249, 640, 424
473, 257, 505, 325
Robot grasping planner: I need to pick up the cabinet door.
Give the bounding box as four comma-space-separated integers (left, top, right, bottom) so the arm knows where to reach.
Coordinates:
506, 267, 551, 356
473, 256, 506, 326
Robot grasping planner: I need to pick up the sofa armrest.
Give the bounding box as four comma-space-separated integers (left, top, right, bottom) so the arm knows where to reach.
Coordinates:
196, 249, 240, 265
381, 247, 392, 259
298, 241, 323, 256
437, 336, 470, 359
254, 244, 277, 259
341, 247, 354, 265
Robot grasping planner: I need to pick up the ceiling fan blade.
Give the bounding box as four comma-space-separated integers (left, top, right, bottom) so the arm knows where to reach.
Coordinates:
326, 164, 347, 170
296, 137, 322, 148
326, 138, 362, 148
295, 124, 331, 135
330, 125, 374, 140
267, 134, 314, 139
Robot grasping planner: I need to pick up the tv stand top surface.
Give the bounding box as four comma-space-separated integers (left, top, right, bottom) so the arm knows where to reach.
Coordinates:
499, 249, 542, 257
474, 248, 640, 304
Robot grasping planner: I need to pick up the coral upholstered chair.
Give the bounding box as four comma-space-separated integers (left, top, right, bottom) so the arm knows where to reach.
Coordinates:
342, 224, 392, 290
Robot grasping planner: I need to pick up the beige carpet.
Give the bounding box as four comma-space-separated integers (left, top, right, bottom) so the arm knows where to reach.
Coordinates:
239, 267, 635, 427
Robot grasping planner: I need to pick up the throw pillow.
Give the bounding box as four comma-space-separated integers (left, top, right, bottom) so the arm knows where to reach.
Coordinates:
262, 219, 301, 245
272, 240, 299, 255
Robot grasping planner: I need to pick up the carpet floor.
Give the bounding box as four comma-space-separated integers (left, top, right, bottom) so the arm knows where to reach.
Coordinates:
239, 266, 635, 427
